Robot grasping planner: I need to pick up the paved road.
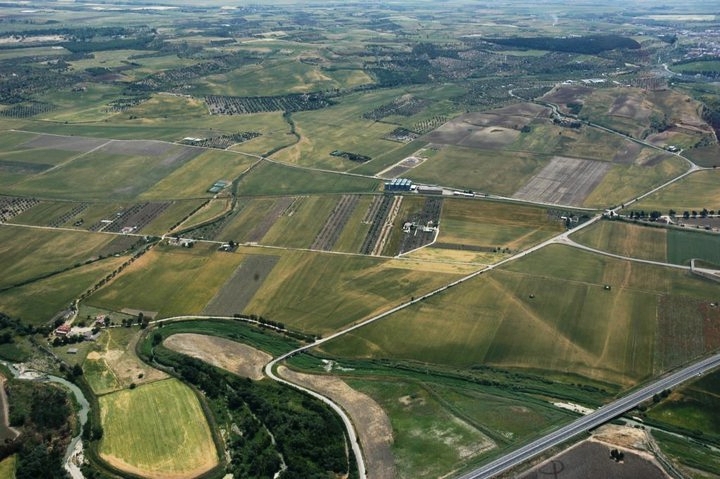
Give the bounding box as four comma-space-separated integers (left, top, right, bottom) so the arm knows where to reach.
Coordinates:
456, 353, 720, 479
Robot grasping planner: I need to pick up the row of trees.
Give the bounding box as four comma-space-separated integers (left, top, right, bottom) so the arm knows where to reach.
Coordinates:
626, 209, 718, 220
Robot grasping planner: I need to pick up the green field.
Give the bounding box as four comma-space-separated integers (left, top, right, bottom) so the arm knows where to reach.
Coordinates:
653, 430, 720, 477
571, 220, 667, 262
99, 378, 218, 478
0, 226, 116, 289
647, 371, 720, 440
583, 156, 688, 208
406, 146, 546, 196
668, 229, 720, 267
630, 169, 720, 213
246, 250, 464, 333
141, 149, 257, 200
437, 198, 565, 250
235, 161, 381, 196
348, 378, 496, 478
87, 243, 246, 318
322, 244, 719, 387
0, 256, 127, 325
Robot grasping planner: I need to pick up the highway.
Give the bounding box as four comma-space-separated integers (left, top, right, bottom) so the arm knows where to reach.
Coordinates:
456, 353, 720, 479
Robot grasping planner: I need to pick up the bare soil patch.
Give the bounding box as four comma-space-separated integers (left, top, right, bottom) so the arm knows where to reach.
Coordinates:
422, 104, 545, 150
608, 93, 649, 120
513, 156, 611, 206
203, 254, 279, 316
96, 331, 168, 389
611, 141, 642, 164
519, 439, 669, 479
424, 120, 520, 149
541, 85, 594, 107
491, 103, 551, 118
100, 140, 174, 157
164, 333, 271, 380
278, 366, 396, 479
591, 424, 650, 451
22, 134, 108, 152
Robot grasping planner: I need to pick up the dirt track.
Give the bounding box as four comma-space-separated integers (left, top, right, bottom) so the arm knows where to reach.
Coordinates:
278, 366, 396, 479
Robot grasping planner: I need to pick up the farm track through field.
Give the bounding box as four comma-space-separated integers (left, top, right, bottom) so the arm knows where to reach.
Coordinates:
310, 195, 360, 251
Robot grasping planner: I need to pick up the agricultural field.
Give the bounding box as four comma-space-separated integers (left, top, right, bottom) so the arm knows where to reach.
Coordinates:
194, 59, 373, 97
203, 254, 280, 316
667, 230, 720, 266
0, 255, 126, 325
1, 1, 720, 478
321, 244, 719, 388
141, 149, 257, 200
570, 220, 668, 262
519, 440, 667, 479
245, 249, 464, 333
235, 161, 381, 196
432, 198, 566, 258
629, 169, 720, 213
86, 243, 246, 318
4, 136, 202, 200
0, 225, 117, 289
98, 378, 218, 479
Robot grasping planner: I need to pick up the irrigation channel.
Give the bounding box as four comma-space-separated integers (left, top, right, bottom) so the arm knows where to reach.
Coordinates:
1, 360, 89, 479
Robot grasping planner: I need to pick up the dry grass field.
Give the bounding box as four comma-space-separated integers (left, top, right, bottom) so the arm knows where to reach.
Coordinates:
164, 333, 271, 380
84, 328, 168, 395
